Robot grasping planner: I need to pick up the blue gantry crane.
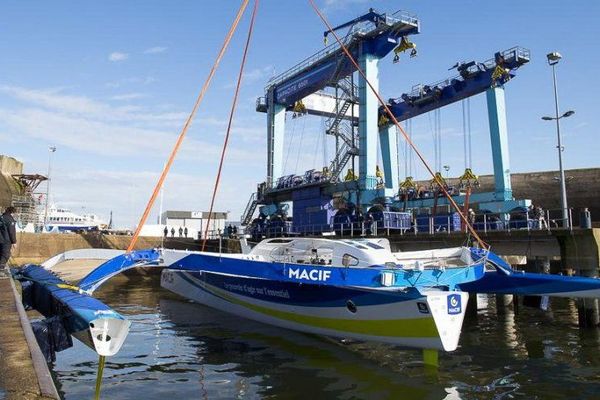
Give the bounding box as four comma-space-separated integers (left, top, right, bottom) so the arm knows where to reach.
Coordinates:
380, 47, 531, 214
243, 8, 531, 237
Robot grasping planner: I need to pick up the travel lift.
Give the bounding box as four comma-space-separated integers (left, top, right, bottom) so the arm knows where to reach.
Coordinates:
244, 8, 530, 235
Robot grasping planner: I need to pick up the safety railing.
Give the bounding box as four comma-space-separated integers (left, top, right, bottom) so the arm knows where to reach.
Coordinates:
265, 36, 354, 90
391, 46, 531, 104
243, 208, 588, 241
410, 208, 578, 236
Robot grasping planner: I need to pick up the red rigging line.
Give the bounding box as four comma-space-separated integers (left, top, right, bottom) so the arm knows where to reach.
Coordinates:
307, 0, 489, 249
202, 0, 260, 251
126, 0, 250, 253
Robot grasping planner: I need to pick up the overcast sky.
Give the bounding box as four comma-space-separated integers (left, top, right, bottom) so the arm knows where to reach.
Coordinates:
1, 0, 597, 227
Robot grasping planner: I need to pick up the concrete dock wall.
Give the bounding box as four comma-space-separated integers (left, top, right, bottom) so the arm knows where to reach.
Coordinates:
477, 168, 600, 225
416, 167, 600, 226
10, 232, 238, 265
10, 233, 163, 265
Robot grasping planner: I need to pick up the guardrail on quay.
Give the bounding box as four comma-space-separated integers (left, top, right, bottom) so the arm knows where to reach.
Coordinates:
242, 208, 592, 239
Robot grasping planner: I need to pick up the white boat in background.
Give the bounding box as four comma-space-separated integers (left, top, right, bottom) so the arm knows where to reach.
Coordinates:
42, 205, 107, 232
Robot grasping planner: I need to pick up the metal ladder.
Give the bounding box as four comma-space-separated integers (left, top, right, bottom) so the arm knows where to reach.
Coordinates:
325, 76, 358, 182
241, 192, 258, 226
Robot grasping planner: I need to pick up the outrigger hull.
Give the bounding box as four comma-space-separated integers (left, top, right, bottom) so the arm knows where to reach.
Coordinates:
160, 268, 469, 351
16, 265, 131, 356
461, 249, 600, 299
460, 270, 600, 298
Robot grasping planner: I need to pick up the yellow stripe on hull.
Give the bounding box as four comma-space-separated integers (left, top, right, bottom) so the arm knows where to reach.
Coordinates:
202, 277, 439, 339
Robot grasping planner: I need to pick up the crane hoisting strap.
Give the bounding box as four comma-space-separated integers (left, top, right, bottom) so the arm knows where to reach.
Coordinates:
126, 0, 250, 253
202, 0, 259, 251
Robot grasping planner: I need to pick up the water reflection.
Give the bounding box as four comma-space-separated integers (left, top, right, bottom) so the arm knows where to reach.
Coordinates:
52, 275, 600, 399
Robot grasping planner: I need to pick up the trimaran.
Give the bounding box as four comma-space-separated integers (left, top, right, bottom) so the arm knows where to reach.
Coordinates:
9, 0, 600, 380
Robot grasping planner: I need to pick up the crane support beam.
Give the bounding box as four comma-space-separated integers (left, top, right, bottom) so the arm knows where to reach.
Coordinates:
358, 52, 380, 190
379, 124, 398, 190
486, 86, 512, 200
265, 10, 419, 108
266, 92, 286, 186
381, 47, 530, 124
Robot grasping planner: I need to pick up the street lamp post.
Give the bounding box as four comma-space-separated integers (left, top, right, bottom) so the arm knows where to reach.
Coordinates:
443, 165, 450, 180
43, 146, 57, 229
542, 52, 574, 228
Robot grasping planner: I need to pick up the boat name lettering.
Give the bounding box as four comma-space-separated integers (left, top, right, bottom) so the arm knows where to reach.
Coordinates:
288, 268, 331, 282
223, 283, 290, 299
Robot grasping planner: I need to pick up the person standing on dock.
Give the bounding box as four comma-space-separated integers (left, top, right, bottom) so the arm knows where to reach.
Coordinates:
184, 226, 188, 238
178, 226, 183, 237
170, 227, 175, 238
163, 226, 168, 238
0, 207, 17, 276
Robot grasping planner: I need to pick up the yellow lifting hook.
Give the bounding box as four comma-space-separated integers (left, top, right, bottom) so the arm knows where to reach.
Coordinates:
393, 36, 417, 63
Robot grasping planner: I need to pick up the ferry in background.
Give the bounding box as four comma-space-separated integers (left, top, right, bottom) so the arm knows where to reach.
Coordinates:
42, 205, 108, 232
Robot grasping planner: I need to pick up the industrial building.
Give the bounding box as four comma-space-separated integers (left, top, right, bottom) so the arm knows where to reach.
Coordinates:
139, 210, 230, 239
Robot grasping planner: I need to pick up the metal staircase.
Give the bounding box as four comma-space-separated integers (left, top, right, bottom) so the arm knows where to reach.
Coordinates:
325, 77, 359, 182
241, 192, 258, 226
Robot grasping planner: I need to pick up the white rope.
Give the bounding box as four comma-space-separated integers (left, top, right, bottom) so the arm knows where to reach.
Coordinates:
282, 116, 297, 175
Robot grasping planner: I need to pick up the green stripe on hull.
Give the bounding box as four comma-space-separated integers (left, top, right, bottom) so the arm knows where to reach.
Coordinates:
189, 273, 439, 339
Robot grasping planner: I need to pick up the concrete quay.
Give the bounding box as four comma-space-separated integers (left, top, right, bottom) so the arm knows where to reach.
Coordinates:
0, 276, 59, 400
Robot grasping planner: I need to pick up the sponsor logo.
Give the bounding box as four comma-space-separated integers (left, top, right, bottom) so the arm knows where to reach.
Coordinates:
417, 302, 429, 314
447, 294, 462, 315
288, 268, 331, 282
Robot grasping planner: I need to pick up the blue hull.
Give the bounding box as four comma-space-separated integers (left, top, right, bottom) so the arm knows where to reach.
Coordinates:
179, 270, 425, 306
16, 265, 131, 356
167, 252, 485, 291
462, 249, 600, 298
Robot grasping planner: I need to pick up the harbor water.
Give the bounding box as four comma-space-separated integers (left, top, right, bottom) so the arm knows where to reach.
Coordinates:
52, 273, 600, 399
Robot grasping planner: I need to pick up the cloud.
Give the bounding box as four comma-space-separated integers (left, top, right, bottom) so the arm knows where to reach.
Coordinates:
143, 46, 168, 54
108, 52, 129, 62
0, 85, 181, 123
223, 66, 273, 89
0, 84, 265, 226
105, 76, 156, 88
110, 93, 147, 101
50, 167, 259, 228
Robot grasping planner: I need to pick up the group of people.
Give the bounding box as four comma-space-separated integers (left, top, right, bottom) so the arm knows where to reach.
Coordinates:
163, 225, 189, 238
529, 203, 548, 229
225, 224, 238, 238
0, 207, 17, 277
